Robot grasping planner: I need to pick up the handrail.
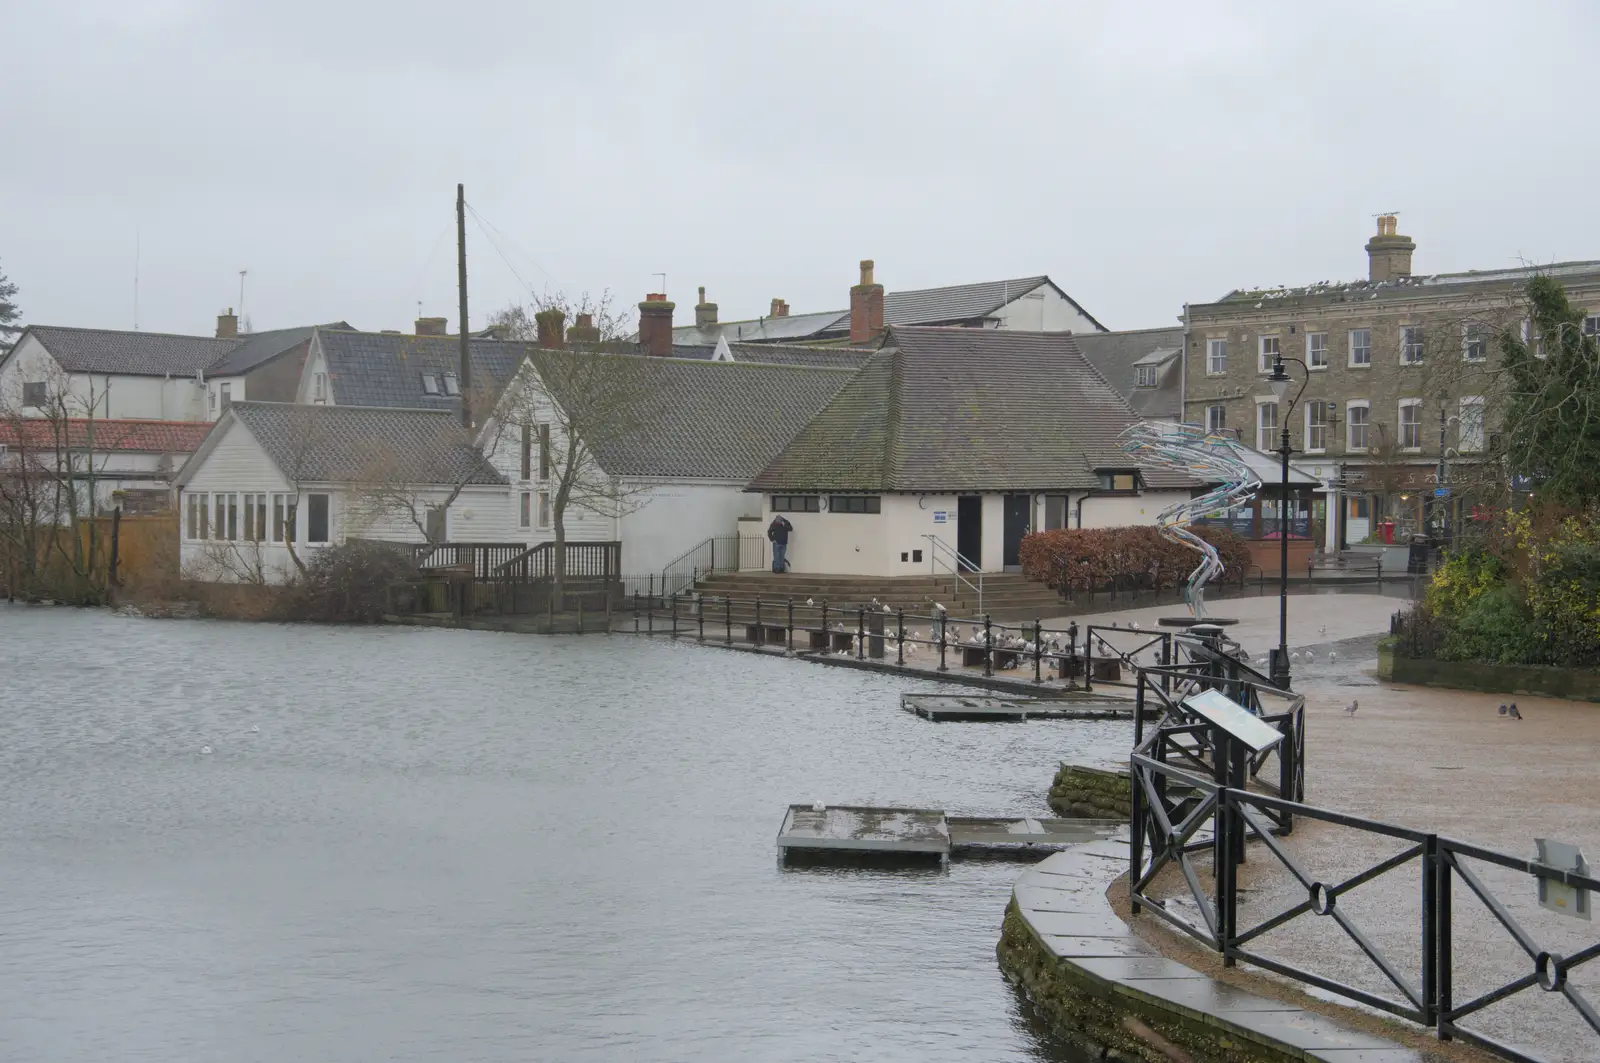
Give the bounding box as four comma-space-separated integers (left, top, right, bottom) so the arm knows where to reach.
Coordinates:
921, 534, 982, 614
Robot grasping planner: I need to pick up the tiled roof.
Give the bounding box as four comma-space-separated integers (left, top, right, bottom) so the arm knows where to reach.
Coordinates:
1072, 326, 1186, 421
669, 309, 848, 347
0, 418, 212, 453
28, 326, 240, 376
524, 352, 856, 480
207, 323, 351, 375
749, 327, 1192, 493
1212, 260, 1600, 307
315, 329, 529, 412
227, 402, 504, 486
674, 342, 876, 370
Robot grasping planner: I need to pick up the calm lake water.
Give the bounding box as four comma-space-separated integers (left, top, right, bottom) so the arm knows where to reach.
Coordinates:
0, 604, 1133, 1062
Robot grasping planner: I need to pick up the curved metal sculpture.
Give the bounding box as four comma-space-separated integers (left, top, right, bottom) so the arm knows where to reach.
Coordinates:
1120, 422, 1261, 619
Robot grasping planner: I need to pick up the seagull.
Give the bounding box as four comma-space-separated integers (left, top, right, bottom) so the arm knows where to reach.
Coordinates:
882, 604, 893, 614
1131, 621, 1140, 630
1508, 703, 1522, 720
1305, 650, 1315, 661
201, 745, 213, 755
935, 603, 947, 613
812, 800, 826, 813
1328, 651, 1337, 664
248, 724, 260, 734
805, 598, 814, 606
1345, 700, 1358, 716
1290, 651, 1301, 662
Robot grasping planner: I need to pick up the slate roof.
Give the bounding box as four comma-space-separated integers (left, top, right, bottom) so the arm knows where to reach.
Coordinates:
207, 322, 351, 375
0, 418, 212, 453
673, 342, 876, 370
27, 326, 240, 376
669, 309, 849, 347
315, 329, 529, 412
1211, 259, 1600, 308
226, 402, 505, 485
524, 352, 856, 480
748, 327, 1193, 493
1072, 326, 1186, 421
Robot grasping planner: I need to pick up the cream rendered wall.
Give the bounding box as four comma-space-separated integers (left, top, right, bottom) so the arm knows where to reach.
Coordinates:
882, 494, 960, 575
979, 494, 1005, 570
759, 496, 889, 575
1075, 490, 1190, 529
617, 481, 759, 575
990, 284, 1101, 334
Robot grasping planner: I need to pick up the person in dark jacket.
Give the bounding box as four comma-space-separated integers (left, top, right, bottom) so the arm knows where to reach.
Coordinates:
767, 514, 793, 572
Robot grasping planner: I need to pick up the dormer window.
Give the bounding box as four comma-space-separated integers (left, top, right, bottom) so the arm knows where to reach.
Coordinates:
1096, 470, 1140, 492
1135, 365, 1158, 388
442, 373, 460, 396
421, 374, 441, 396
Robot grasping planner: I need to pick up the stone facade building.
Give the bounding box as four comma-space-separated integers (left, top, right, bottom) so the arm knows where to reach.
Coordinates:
1182, 219, 1600, 545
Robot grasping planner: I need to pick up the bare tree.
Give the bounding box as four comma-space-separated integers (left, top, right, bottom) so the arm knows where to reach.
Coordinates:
488, 289, 636, 353
341, 413, 501, 545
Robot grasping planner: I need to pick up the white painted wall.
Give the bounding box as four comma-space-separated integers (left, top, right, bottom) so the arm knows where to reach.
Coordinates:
0, 335, 211, 420
882, 494, 960, 574
294, 341, 333, 405
989, 283, 1102, 334
1075, 490, 1189, 529
757, 496, 889, 576
617, 480, 760, 575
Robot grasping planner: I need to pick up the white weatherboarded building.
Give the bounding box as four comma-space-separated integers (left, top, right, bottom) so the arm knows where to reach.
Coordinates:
747, 327, 1195, 576
175, 402, 511, 583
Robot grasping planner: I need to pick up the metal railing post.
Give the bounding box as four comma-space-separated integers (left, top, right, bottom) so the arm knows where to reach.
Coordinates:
646, 578, 654, 634
1033, 619, 1043, 684
896, 609, 905, 666
821, 600, 829, 649
754, 596, 762, 646
786, 598, 794, 653
1129, 752, 1144, 916
697, 594, 705, 642
1422, 834, 1439, 1030
724, 596, 732, 646
983, 614, 993, 678
1084, 625, 1094, 692
633, 589, 639, 634
670, 589, 678, 638
856, 606, 865, 660
1436, 844, 1453, 1041
937, 614, 948, 671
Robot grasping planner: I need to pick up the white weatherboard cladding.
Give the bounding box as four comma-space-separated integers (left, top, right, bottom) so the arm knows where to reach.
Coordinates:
988, 283, 1100, 333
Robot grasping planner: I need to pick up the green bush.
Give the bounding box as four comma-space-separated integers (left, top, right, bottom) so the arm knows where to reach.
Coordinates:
1438, 586, 1542, 664
1424, 548, 1504, 623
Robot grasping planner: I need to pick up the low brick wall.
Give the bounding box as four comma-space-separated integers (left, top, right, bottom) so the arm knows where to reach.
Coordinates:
1383, 651, 1600, 702
1048, 764, 1131, 819
997, 901, 1283, 1062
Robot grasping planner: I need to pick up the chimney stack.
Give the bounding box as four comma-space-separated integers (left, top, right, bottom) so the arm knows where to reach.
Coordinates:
638, 293, 675, 356
769, 298, 790, 318
1365, 215, 1416, 283
416, 316, 449, 336
534, 308, 566, 350
695, 286, 718, 329
567, 312, 601, 346
849, 259, 884, 344
216, 309, 238, 339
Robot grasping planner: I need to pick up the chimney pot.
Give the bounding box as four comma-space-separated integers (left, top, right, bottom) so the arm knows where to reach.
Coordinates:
566, 312, 602, 346
849, 259, 884, 344
638, 293, 676, 356
1364, 216, 1415, 283
216, 309, 238, 339
535, 308, 566, 350
695, 287, 718, 329
416, 316, 449, 336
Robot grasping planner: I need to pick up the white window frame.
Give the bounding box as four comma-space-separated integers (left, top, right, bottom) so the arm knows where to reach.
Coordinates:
1401, 326, 1424, 365
1307, 331, 1328, 370
1206, 338, 1227, 375
305, 492, 332, 544
185, 492, 209, 540
1255, 398, 1278, 451
519, 491, 532, 528
1346, 401, 1370, 453
271, 493, 295, 543
313, 372, 327, 403
1462, 323, 1488, 363
211, 491, 237, 541
1258, 335, 1280, 374
537, 490, 551, 530
1584, 314, 1600, 337
1205, 404, 1226, 434
1459, 396, 1485, 453
1304, 401, 1328, 453
241, 492, 267, 542
219, 382, 232, 411
1348, 328, 1371, 368
1134, 365, 1157, 388
1399, 399, 1423, 451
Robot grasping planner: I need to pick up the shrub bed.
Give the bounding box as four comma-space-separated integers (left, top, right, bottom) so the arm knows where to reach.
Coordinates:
1019, 525, 1251, 594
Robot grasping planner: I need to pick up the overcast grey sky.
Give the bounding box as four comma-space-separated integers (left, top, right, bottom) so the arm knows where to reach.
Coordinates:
4, 1, 1598, 337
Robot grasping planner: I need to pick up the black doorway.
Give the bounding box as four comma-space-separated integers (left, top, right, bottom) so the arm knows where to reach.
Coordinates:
956, 495, 982, 568
1002, 493, 1031, 569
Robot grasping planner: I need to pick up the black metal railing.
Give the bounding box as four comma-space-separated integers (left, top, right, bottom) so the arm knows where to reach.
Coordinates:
1130, 716, 1599, 1061
1392, 606, 1600, 668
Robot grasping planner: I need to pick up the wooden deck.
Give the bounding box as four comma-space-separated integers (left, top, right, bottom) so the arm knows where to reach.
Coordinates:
899, 693, 1135, 722
776, 805, 1120, 866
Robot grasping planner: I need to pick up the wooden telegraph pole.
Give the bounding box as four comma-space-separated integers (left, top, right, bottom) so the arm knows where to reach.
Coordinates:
457, 183, 472, 429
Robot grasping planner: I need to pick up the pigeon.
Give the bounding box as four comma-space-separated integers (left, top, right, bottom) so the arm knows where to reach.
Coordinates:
1498, 704, 1508, 716
1345, 700, 1359, 716
1508, 703, 1522, 720
883, 604, 893, 614
935, 603, 947, 613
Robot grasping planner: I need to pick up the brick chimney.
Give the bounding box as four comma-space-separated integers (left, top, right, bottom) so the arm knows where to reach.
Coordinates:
416, 316, 448, 336
567, 312, 601, 346
769, 298, 790, 318
535, 309, 566, 350
216, 309, 238, 338
695, 286, 718, 329
1365, 215, 1416, 283
638, 293, 675, 356
849, 259, 884, 344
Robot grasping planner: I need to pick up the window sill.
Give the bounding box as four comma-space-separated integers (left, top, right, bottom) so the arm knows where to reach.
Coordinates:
1346, 449, 1369, 455
1348, 362, 1371, 370
1462, 358, 1487, 365
1401, 361, 1425, 367
1304, 449, 1327, 456
1308, 365, 1328, 372
1205, 371, 1228, 378
1401, 448, 1423, 455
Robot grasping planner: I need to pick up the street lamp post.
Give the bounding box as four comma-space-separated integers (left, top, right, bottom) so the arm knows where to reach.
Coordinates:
1267, 353, 1309, 690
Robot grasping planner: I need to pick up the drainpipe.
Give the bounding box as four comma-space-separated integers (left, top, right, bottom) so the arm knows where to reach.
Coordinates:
1179, 302, 1190, 424
1075, 492, 1089, 529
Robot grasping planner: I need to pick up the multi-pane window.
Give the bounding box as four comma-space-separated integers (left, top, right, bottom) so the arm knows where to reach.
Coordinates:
1305, 402, 1328, 452
313, 372, 327, 403
1307, 332, 1328, 369
828, 495, 881, 514
1459, 397, 1485, 453
306, 493, 331, 543
1135, 365, 1157, 387
1258, 335, 1280, 373
520, 491, 532, 528
1349, 329, 1371, 366
22, 381, 47, 407
272, 493, 294, 543
1400, 401, 1422, 449
242, 493, 267, 541
1402, 326, 1425, 364
1205, 404, 1226, 434
520, 424, 532, 480
213, 492, 237, 541
772, 495, 822, 512
1256, 402, 1278, 451
538, 424, 551, 480
1585, 315, 1600, 337
537, 491, 552, 529
1463, 324, 1488, 362
1347, 404, 1370, 451
186, 492, 209, 540
1206, 338, 1228, 374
